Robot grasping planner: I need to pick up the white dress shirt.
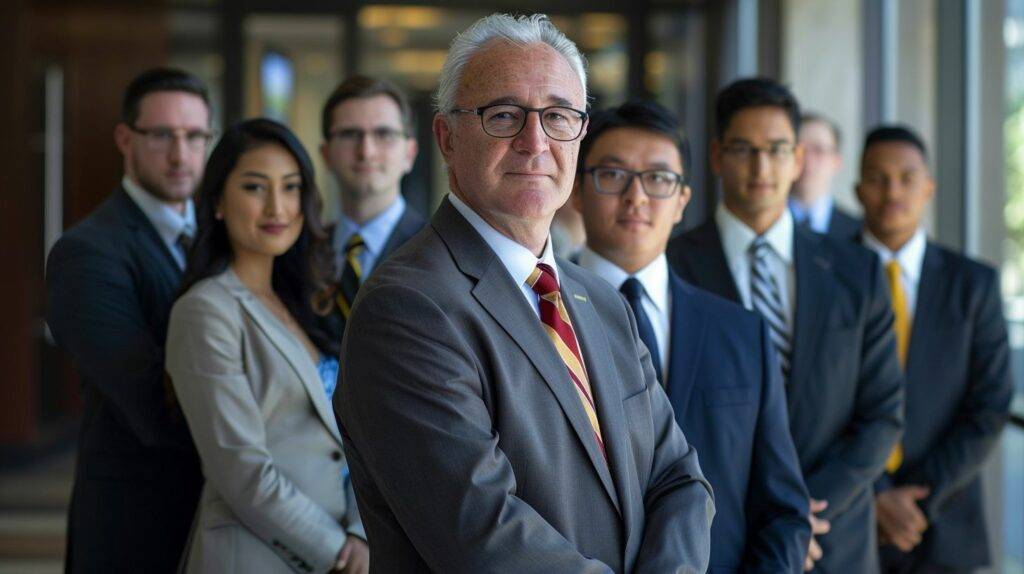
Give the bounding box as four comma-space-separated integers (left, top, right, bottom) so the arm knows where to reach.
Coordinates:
333, 194, 407, 281
716, 203, 796, 328
577, 248, 672, 379
861, 227, 927, 318
449, 193, 558, 317
122, 175, 196, 270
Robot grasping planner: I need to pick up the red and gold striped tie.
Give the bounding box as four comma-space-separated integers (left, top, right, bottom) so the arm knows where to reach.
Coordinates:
527, 263, 605, 457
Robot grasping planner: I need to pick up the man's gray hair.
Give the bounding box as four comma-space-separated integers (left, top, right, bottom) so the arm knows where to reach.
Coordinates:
433, 13, 588, 113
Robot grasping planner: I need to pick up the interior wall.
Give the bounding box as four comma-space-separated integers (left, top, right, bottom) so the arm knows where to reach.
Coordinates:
780, 0, 863, 215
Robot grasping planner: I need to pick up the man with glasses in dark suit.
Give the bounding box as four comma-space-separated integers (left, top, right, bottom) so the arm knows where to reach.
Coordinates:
318, 76, 424, 354
667, 77, 904, 573
47, 68, 213, 573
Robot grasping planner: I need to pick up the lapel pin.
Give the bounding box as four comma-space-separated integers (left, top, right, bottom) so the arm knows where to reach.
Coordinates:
573, 294, 588, 303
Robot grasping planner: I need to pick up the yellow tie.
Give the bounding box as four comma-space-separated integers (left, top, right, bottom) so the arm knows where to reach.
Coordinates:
884, 260, 910, 473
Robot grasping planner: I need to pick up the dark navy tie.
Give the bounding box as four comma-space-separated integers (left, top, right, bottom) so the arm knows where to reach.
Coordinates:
620, 277, 664, 385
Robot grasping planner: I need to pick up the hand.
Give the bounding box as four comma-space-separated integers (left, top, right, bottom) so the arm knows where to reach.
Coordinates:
804, 498, 831, 571
332, 536, 369, 574
876, 485, 930, 552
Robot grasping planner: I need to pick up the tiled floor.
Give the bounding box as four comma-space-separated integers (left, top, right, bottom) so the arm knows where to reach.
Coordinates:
0, 449, 74, 574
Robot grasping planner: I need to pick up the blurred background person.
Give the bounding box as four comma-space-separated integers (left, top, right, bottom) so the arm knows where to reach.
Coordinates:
45, 67, 211, 573
854, 125, 1013, 574
789, 113, 860, 238
550, 203, 586, 259
318, 75, 423, 355
573, 100, 810, 573
667, 77, 904, 573
166, 119, 366, 574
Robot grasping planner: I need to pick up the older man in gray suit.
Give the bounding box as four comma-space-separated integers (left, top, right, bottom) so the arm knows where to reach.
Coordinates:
333, 13, 714, 574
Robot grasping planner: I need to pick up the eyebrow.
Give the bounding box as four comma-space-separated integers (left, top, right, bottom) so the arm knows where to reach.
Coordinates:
481, 95, 578, 109
239, 171, 302, 180
593, 155, 677, 168
723, 137, 793, 145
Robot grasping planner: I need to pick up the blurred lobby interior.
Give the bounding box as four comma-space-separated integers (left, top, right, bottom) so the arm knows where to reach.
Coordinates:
0, 0, 1021, 572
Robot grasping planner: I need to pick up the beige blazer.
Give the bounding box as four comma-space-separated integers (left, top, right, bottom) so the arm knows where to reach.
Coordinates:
167, 269, 363, 574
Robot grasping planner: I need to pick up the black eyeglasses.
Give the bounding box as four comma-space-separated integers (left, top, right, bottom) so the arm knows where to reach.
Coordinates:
328, 127, 407, 147
721, 142, 795, 163
130, 126, 215, 153
450, 104, 588, 142
584, 166, 685, 199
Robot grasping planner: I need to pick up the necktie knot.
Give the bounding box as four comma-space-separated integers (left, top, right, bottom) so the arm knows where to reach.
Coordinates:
528, 263, 560, 296
619, 277, 645, 302
749, 236, 771, 260
885, 259, 901, 282
176, 231, 194, 252
346, 233, 365, 256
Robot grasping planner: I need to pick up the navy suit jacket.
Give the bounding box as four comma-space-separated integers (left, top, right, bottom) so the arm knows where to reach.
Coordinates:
46, 187, 203, 573
826, 206, 860, 240
667, 219, 904, 574
873, 242, 1012, 569
665, 272, 810, 573
319, 205, 425, 356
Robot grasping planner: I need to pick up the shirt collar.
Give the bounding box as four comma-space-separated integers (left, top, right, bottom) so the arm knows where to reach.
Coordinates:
448, 193, 558, 286
716, 202, 794, 264
334, 194, 406, 257
788, 194, 833, 232
577, 247, 669, 314
861, 227, 927, 282
122, 175, 195, 245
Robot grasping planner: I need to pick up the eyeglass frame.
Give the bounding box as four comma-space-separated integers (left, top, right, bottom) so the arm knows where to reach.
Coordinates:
449, 104, 589, 142
720, 141, 797, 163
583, 166, 686, 199
129, 125, 216, 153
327, 127, 409, 147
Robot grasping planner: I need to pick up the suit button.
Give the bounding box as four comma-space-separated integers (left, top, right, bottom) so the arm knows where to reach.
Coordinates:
331, 450, 342, 461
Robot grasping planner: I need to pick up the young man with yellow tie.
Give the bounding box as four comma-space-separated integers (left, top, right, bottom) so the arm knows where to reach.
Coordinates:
855, 125, 1013, 574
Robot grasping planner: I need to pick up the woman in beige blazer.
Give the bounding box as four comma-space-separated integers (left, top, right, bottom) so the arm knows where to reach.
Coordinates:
166, 119, 366, 574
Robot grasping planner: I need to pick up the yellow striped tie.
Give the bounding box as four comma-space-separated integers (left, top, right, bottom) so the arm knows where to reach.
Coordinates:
884, 260, 910, 473
527, 263, 605, 456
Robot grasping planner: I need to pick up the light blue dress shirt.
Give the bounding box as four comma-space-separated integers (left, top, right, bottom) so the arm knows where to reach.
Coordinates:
122, 176, 196, 270
332, 195, 407, 282
788, 194, 834, 234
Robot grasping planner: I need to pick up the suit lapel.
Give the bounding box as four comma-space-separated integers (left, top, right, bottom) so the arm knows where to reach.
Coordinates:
791, 229, 834, 408
675, 220, 742, 303
223, 272, 343, 445
560, 270, 631, 518
116, 188, 182, 287
433, 200, 620, 513
379, 207, 425, 259
665, 272, 707, 417
905, 244, 944, 379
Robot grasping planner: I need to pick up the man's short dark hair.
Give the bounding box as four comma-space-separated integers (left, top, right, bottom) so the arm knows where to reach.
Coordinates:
801, 112, 842, 149
714, 77, 801, 139
862, 124, 928, 162
321, 75, 415, 140
122, 67, 210, 127
578, 100, 692, 183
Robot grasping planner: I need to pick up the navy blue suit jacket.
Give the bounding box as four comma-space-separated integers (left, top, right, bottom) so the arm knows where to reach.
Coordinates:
320, 205, 425, 356
46, 187, 203, 573
873, 242, 1013, 569
665, 272, 810, 573
668, 219, 904, 574
825, 206, 861, 240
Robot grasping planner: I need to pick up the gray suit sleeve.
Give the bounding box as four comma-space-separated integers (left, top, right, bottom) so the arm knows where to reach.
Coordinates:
337, 283, 613, 573
620, 295, 715, 574
803, 260, 905, 519
166, 293, 345, 574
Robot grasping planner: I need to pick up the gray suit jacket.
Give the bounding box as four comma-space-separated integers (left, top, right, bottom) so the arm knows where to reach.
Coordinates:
167, 269, 364, 574
335, 198, 715, 574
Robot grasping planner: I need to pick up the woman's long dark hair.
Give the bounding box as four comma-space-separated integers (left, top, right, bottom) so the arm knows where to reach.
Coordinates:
179, 118, 337, 356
